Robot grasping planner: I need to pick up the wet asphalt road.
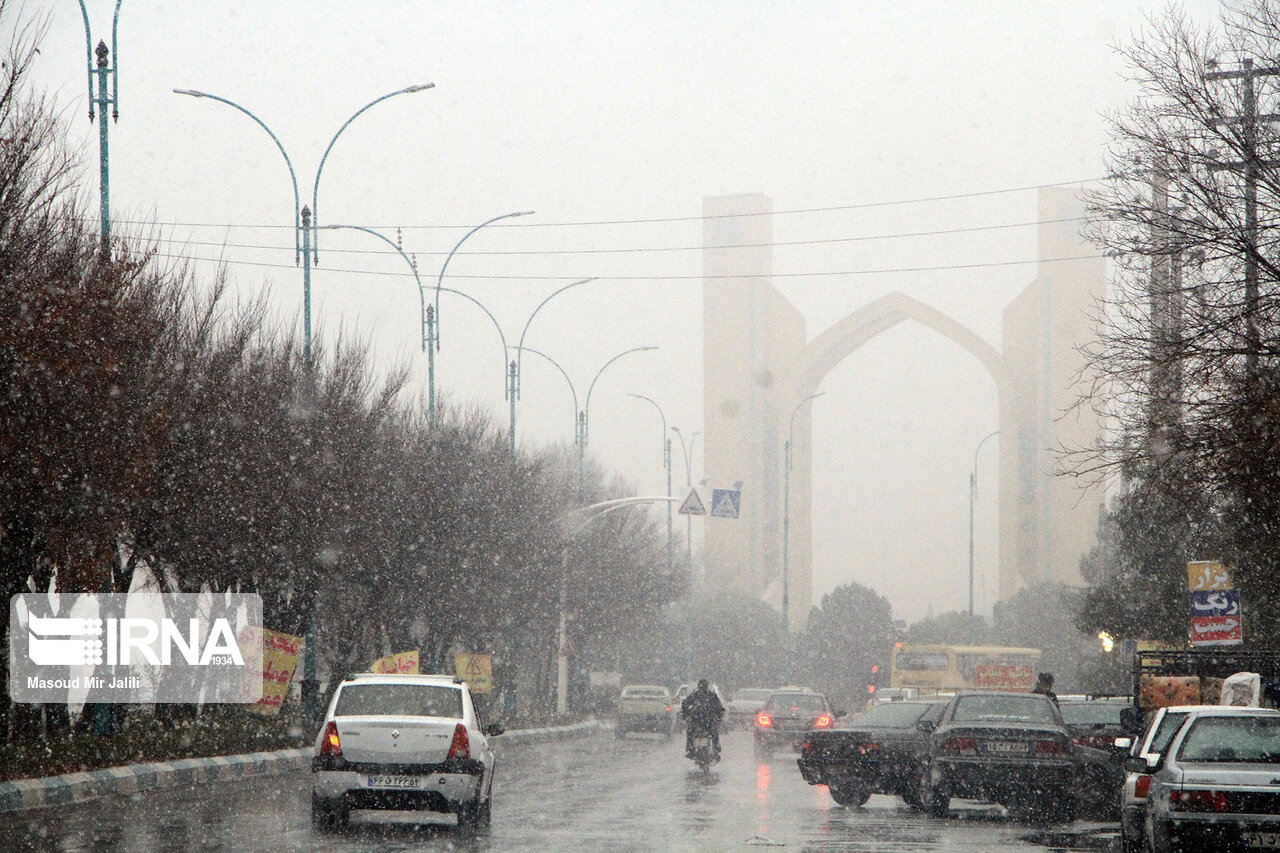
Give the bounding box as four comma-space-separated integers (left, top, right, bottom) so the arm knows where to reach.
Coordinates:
0, 728, 1121, 851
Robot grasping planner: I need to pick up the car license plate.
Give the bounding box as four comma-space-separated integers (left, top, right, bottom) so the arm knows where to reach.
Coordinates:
1247, 831, 1280, 848
692, 737, 711, 750
981, 740, 1027, 755
365, 775, 423, 789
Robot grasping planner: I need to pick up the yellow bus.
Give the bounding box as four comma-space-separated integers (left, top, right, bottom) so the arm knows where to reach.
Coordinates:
890, 643, 1042, 693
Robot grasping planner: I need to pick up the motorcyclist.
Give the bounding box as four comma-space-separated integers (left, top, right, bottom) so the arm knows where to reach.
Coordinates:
681, 679, 725, 759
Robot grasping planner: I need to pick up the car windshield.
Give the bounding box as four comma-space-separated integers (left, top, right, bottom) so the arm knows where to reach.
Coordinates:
733, 689, 772, 704
1059, 702, 1126, 727
1147, 711, 1190, 755
767, 694, 826, 713
334, 684, 464, 719
952, 694, 1058, 724
849, 702, 932, 728
1177, 716, 1280, 763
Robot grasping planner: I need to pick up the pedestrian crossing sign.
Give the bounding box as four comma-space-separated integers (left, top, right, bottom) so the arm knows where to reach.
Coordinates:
710, 488, 741, 519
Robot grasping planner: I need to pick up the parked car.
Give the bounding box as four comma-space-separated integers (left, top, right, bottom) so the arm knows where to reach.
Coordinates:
754, 688, 840, 757
311, 673, 503, 830
615, 684, 675, 737
797, 700, 947, 807
725, 688, 773, 730
917, 690, 1077, 821
1129, 707, 1280, 851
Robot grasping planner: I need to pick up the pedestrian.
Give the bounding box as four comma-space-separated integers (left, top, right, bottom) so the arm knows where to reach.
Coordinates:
1032, 671, 1058, 703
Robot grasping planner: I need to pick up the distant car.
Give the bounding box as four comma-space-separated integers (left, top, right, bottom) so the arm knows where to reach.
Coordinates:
754, 689, 840, 757
1131, 707, 1280, 851
917, 690, 1077, 821
311, 673, 504, 830
867, 687, 918, 708
725, 688, 773, 730
615, 684, 675, 737
798, 700, 947, 807
1058, 696, 1132, 818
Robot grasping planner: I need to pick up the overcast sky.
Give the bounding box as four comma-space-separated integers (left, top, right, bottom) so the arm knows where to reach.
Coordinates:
22, 0, 1222, 622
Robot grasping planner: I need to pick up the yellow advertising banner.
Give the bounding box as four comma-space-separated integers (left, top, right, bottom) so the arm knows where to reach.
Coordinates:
241, 627, 304, 715
370, 650, 420, 675
1187, 560, 1232, 592
454, 652, 492, 694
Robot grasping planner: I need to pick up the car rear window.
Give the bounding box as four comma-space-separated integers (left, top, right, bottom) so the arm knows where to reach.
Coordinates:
851, 702, 933, 728
1059, 702, 1126, 727
334, 683, 463, 718
767, 693, 826, 713
734, 689, 772, 703
952, 694, 1059, 724
1178, 716, 1280, 763
621, 687, 667, 699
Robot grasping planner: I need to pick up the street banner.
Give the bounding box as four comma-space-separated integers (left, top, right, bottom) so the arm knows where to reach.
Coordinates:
243, 627, 303, 715
371, 650, 419, 674
973, 663, 1034, 691
454, 652, 492, 694
1188, 560, 1232, 591
1189, 590, 1241, 619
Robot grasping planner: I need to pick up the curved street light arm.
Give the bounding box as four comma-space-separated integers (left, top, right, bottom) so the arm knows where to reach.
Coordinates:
110, 0, 122, 117
311, 84, 435, 263
626, 393, 667, 441
320, 224, 426, 352
173, 89, 301, 264
972, 429, 1001, 488
77, 1, 94, 117
434, 210, 534, 348
583, 346, 658, 446
515, 277, 598, 399
438, 286, 510, 398
514, 346, 578, 436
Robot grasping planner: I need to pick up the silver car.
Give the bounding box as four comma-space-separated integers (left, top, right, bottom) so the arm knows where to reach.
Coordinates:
1129, 707, 1280, 851
311, 673, 503, 829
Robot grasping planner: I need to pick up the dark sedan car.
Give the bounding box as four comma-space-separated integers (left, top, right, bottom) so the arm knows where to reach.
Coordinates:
918, 691, 1078, 822
798, 700, 947, 807
753, 689, 839, 757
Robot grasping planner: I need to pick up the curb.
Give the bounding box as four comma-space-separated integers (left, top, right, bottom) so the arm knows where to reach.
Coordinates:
0, 720, 608, 813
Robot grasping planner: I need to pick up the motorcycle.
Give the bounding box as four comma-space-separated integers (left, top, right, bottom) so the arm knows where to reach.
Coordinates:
688, 732, 719, 772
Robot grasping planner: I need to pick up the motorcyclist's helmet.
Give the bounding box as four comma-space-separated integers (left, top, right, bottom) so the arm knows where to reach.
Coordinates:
697, 679, 709, 690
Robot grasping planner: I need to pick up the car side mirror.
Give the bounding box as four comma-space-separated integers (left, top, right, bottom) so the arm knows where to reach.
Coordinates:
916, 719, 935, 734
484, 723, 505, 737
1113, 737, 1133, 752
1122, 755, 1148, 774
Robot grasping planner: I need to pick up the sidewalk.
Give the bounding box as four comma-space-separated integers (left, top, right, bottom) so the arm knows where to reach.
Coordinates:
0, 719, 607, 812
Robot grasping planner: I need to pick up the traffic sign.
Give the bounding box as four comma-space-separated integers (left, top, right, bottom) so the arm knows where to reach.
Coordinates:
678, 488, 706, 515
710, 488, 741, 519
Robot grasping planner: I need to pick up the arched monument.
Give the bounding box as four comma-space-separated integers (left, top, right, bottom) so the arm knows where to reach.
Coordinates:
701, 189, 1106, 629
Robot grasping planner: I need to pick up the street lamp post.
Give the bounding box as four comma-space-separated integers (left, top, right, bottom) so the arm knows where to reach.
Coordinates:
174, 83, 432, 721
969, 429, 1001, 640
783, 392, 824, 681
77, 0, 123, 255
173, 83, 433, 367
580, 347, 658, 490
626, 394, 673, 577
670, 425, 700, 684
429, 211, 534, 427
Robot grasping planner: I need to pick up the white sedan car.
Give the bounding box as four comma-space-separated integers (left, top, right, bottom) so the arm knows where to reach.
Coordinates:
311, 673, 503, 829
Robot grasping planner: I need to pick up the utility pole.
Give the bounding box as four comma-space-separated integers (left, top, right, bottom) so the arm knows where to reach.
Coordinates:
78, 1, 123, 256
1207, 58, 1280, 379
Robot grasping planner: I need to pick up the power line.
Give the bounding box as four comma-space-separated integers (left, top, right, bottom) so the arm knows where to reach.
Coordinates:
90, 176, 1104, 232
129, 215, 1085, 259
145, 250, 1106, 280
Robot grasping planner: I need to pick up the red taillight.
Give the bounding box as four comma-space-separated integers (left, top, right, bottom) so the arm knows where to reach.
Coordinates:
665, 705, 671, 712
447, 723, 470, 759
1169, 789, 1230, 813
320, 720, 341, 756
814, 714, 833, 729
756, 711, 773, 728
1134, 774, 1153, 799
1034, 739, 1069, 756
939, 736, 977, 756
